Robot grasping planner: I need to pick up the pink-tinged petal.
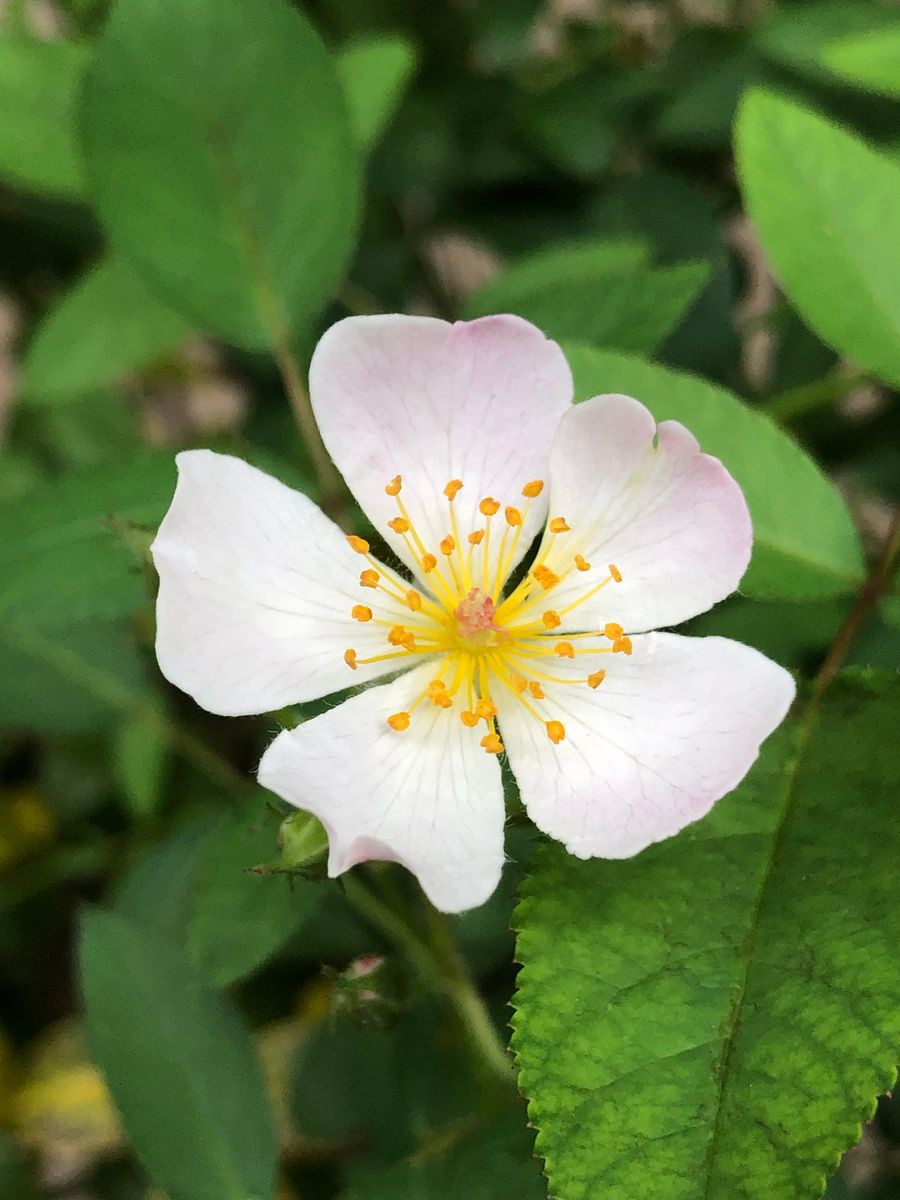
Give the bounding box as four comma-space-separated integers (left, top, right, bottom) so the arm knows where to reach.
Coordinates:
309, 314, 572, 589
496, 633, 794, 858
535, 394, 752, 633
257, 662, 506, 913
152, 451, 432, 716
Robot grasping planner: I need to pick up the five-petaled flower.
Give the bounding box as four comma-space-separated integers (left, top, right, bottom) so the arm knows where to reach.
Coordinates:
151, 314, 794, 913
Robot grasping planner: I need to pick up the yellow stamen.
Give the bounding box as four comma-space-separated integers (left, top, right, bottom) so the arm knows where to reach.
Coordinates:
432, 691, 453, 709
604, 622, 624, 641
480, 732, 504, 755
444, 479, 463, 501
587, 669, 606, 689
555, 642, 575, 659
549, 516, 570, 534
406, 590, 422, 612
546, 720, 566, 744
426, 678, 447, 699
542, 610, 561, 630
347, 535, 370, 554
528, 681, 545, 699
522, 480, 544, 498
440, 535, 455, 556
388, 516, 410, 534
351, 605, 372, 622
359, 568, 380, 589
385, 475, 402, 496
613, 635, 633, 656
422, 553, 437, 573
344, 648, 358, 670
468, 529, 484, 545
609, 562, 623, 583
575, 554, 590, 572
505, 506, 522, 527
510, 674, 527, 694
387, 711, 410, 731
460, 710, 479, 727
479, 497, 500, 517
474, 698, 497, 721
533, 565, 560, 590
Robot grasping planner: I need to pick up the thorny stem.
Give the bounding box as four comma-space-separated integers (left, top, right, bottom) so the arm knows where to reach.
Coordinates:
341, 871, 513, 1086
761, 369, 873, 423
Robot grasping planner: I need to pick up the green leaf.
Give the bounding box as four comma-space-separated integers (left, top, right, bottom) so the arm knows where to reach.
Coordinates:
822, 26, 900, 98
754, 1, 900, 83
0, 452, 174, 627
735, 89, 900, 388
337, 36, 417, 152
21, 256, 192, 403
464, 241, 709, 355
564, 344, 865, 599
112, 703, 169, 819
513, 671, 900, 1200
342, 1110, 547, 1200
81, 0, 361, 348
188, 797, 323, 986
80, 909, 277, 1200
0, 38, 88, 199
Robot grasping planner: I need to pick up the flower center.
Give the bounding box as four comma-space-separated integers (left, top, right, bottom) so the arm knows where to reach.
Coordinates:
341, 475, 627, 754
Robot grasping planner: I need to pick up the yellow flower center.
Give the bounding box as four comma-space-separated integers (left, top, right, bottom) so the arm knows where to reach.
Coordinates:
342, 475, 627, 754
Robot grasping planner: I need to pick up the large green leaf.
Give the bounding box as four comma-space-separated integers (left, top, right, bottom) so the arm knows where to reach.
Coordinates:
80, 909, 277, 1200
188, 797, 322, 986
81, 0, 361, 348
337, 36, 417, 152
754, 1, 900, 83
21, 256, 192, 403
822, 27, 900, 98
513, 671, 900, 1200
464, 241, 709, 355
735, 90, 900, 388
565, 344, 864, 599
0, 38, 88, 199
0, 453, 174, 627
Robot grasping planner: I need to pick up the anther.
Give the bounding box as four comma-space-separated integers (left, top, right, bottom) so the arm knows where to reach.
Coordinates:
549, 517, 570, 534
546, 720, 566, 744
385, 476, 402, 496
440, 535, 455, 556
426, 679, 447, 699
460, 711, 479, 728
347, 535, 370, 554
522, 480, 544, 498
555, 642, 575, 659
542, 610, 561, 630
387, 711, 410, 731
480, 732, 504, 755
351, 605, 372, 622
360, 569, 380, 589
510, 674, 527, 694
479, 497, 500, 517
422, 553, 437, 572
505, 506, 522, 527
344, 649, 358, 670
432, 691, 453, 709
474, 699, 497, 721
574, 554, 591, 572
388, 516, 410, 534
406, 590, 422, 612
468, 529, 485, 545
444, 479, 463, 501
587, 669, 606, 689
613, 635, 633, 656
604, 622, 624, 641
533, 565, 560, 590
609, 563, 623, 583
528, 681, 545, 699
388, 625, 416, 650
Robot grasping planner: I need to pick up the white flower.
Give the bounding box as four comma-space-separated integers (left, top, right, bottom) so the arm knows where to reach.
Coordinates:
151, 314, 794, 913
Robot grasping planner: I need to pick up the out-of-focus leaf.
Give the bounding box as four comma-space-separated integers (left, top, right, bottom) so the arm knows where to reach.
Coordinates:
112, 704, 169, 819
342, 1110, 547, 1200
656, 45, 759, 150
736, 90, 900, 386
81, 0, 361, 348
565, 344, 865, 599
0, 453, 173, 627
0, 618, 142, 733
519, 73, 618, 178
514, 672, 900, 1200
686, 595, 847, 670
80, 909, 277, 1200
20, 257, 192, 404
337, 36, 417, 152
0, 39, 88, 199
754, 1, 900, 83
188, 797, 322, 986
822, 26, 900, 98
466, 243, 707, 355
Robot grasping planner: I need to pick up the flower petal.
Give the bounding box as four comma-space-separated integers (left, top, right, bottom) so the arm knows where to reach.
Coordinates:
257, 662, 506, 913
309, 314, 572, 590
535, 394, 752, 633
152, 450, 434, 716
496, 633, 794, 859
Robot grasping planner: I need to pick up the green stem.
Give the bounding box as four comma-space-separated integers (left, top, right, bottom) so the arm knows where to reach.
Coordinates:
761, 369, 873, 422
341, 872, 513, 1085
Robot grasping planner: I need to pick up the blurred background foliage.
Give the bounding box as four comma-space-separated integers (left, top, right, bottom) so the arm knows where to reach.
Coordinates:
0, 0, 899, 1196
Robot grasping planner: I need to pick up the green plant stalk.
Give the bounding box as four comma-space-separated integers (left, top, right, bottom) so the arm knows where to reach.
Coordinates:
761, 369, 873, 422
341, 871, 513, 1085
